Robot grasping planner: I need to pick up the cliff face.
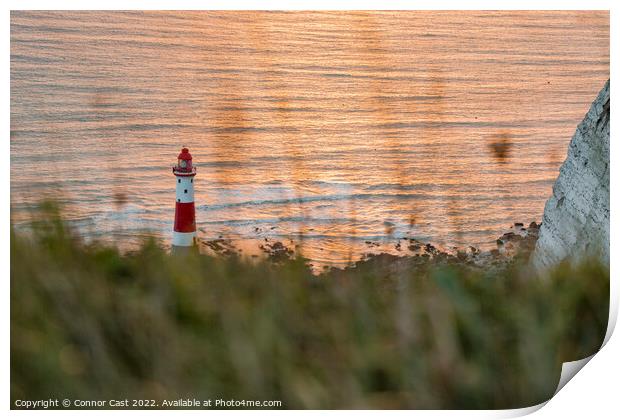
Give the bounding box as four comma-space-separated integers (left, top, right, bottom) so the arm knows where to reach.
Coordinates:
531, 80, 610, 271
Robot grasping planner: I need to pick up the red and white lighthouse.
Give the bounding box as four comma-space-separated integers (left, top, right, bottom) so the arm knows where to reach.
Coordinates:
172, 147, 197, 247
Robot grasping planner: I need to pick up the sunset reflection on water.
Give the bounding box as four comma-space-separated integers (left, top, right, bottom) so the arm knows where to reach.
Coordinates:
10, 11, 609, 268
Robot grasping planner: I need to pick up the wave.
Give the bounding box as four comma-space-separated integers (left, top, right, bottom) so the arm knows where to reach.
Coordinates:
199, 216, 359, 226
200, 191, 541, 211
200, 193, 421, 210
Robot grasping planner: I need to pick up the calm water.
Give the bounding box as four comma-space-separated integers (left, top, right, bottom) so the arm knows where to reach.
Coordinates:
10, 11, 609, 268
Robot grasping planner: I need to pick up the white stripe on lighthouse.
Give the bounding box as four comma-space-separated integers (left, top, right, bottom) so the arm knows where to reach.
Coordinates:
173, 231, 196, 247
175, 176, 195, 203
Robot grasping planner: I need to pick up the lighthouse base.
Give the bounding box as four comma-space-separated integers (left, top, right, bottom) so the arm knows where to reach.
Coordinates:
171, 244, 198, 256
172, 230, 197, 247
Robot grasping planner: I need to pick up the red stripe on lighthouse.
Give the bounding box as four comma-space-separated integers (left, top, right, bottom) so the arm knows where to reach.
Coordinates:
174, 202, 196, 233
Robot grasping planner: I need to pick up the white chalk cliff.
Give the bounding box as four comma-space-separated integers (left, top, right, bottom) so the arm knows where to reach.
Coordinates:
531, 80, 610, 271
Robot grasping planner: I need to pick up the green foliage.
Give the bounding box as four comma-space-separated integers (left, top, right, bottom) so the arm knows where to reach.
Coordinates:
11, 206, 609, 409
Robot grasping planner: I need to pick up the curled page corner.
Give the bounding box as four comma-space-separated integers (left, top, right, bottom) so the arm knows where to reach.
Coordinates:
545, 258, 616, 404
498, 355, 597, 418
550, 274, 619, 395
553, 355, 595, 396
548, 297, 615, 401
542, 298, 616, 405
502, 301, 616, 417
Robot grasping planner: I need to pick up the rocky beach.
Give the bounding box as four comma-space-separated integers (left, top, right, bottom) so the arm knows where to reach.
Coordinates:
202, 221, 541, 274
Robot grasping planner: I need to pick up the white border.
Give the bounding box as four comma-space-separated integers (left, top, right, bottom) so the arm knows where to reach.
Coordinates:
4, 2, 616, 419
2, 0, 616, 11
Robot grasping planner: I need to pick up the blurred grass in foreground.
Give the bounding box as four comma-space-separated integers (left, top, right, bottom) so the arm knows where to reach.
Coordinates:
11, 203, 609, 409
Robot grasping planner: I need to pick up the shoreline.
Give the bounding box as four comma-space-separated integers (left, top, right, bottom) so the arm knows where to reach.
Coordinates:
201, 221, 541, 274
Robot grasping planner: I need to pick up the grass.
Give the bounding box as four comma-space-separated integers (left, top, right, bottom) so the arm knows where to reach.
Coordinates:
10, 203, 609, 409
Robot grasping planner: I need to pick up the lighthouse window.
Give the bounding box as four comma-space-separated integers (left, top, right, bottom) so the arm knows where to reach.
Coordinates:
177, 199, 180, 202
190, 179, 193, 183
178, 179, 181, 183
184, 189, 188, 194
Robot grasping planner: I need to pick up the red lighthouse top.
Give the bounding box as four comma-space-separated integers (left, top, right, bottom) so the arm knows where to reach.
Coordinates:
173, 147, 197, 177
178, 147, 192, 161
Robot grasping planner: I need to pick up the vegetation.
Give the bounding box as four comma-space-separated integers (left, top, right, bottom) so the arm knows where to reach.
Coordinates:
11, 203, 609, 409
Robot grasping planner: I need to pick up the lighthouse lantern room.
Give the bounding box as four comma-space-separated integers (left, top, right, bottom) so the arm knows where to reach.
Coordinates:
172, 147, 197, 247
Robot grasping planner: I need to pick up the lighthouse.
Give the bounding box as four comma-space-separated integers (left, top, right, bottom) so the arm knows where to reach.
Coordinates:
172, 147, 197, 248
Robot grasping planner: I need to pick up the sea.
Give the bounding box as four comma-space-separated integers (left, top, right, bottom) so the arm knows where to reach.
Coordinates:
10, 11, 609, 268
